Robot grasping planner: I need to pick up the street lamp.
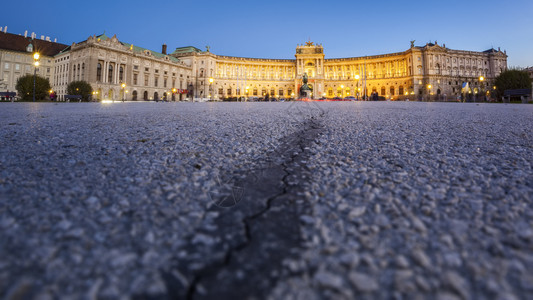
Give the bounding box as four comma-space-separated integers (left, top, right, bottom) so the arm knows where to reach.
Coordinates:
121, 83, 126, 102
209, 77, 214, 101
340, 84, 345, 98
355, 74, 360, 100
427, 84, 432, 101
479, 76, 485, 101
33, 52, 40, 102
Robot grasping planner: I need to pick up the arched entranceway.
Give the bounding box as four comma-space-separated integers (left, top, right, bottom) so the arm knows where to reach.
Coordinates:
143, 91, 148, 101
132, 90, 138, 101
163, 92, 167, 101
108, 89, 114, 100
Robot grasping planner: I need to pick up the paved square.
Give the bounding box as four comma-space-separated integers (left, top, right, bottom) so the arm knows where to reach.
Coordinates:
1, 102, 532, 299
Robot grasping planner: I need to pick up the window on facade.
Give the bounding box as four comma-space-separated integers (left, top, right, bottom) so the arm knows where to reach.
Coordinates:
15, 64, 20, 71
253, 88, 258, 96
279, 89, 283, 96
97, 63, 102, 81
399, 86, 404, 95
155, 70, 159, 73
144, 75, 149, 86
219, 88, 223, 95
288, 89, 292, 96
227, 88, 232, 95
133, 74, 138, 85
381, 87, 386, 96
390, 86, 395, 95
4, 63, 9, 69
119, 66, 124, 82
155, 77, 159, 87
108, 64, 113, 83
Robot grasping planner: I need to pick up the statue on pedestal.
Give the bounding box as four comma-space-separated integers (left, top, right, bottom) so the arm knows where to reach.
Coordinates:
299, 72, 312, 98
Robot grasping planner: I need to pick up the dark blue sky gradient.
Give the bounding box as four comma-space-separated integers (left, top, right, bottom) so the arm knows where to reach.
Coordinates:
2, 0, 532, 66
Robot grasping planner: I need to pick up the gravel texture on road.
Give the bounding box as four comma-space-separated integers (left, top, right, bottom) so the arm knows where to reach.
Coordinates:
0, 101, 532, 299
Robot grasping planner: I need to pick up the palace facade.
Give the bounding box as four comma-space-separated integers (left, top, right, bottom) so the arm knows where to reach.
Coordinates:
53, 34, 193, 101
0, 27, 509, 101
172, 41, 507, 101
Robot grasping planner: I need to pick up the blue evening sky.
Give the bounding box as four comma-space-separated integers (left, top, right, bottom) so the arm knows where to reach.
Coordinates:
2, 0, 532, 67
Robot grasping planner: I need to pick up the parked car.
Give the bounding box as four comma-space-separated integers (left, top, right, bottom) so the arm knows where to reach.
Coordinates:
344, 96, 356, 101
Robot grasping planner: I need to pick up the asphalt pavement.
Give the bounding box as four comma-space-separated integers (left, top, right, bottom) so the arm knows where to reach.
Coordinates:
0, 101, 532, 299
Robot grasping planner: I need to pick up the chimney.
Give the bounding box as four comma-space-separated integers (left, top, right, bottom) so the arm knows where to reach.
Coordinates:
24, 30, 28, 37
162, 44, 167, 55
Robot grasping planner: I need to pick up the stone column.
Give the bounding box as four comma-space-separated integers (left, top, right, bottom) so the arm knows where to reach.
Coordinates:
104, 61, 108, 83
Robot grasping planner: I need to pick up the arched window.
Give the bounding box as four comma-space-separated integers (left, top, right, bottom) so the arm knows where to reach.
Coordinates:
261, 89, 267, 96
390, 86, 395, 96
119, 66, 124, 82
108, 64, 113, 83
381, 87, 386, 96
399, 86, 404, 95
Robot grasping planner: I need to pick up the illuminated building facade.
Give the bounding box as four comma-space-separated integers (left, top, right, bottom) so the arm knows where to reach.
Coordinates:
173, 41, 508, 100
53, 34, 193, 101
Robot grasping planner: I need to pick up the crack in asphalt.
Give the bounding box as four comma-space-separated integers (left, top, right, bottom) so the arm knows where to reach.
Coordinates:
154, 112, 324, 299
